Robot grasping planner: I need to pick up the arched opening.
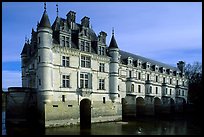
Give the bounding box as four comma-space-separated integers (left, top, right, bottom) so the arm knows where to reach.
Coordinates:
136, 97, 145, 117
154, 97, 161, 116
80, 98, 91, 129
170, 98, 175, 114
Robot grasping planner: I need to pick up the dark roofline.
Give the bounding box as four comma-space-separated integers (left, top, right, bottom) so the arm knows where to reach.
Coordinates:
119, 50, 179, 71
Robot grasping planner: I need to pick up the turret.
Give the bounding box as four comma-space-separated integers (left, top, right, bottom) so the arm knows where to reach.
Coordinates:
37, 3, 53, 103
108, 29, 119, 102
21, 41, 29, 87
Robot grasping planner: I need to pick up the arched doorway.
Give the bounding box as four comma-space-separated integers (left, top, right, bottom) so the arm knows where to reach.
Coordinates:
80, 99, 91, 129
136, 97, 145, 117
170, 98, 175, 114
154, 97, 161, 116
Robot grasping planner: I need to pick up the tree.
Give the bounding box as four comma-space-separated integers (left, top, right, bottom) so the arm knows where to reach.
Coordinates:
184, 62, 202, 111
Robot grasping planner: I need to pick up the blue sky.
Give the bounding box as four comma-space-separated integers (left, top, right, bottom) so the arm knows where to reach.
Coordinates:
2, 2, 202, 89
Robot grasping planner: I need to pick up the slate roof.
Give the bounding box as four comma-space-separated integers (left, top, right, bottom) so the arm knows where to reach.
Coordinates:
109, 35, 118, 49
39, 11, 51, 28
119, 50, 179, 71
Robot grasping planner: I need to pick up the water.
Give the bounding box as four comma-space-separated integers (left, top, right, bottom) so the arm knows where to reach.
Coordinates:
2, 111, 202, 135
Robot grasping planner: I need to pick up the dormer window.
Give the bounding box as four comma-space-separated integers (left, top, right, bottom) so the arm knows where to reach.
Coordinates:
81, 40, 90, 52
145, 62, 151, 69
136, 59, 142, 67
160, 67, 166, 73
128, 57, 133, 65
155, 65, 159, 71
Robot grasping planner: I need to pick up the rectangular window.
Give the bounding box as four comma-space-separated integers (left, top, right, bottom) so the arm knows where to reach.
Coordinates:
138, 85, 141, 93
66, 37, 69, 47
81, 41, 85, 51
147, 74, 150, 80
85, 42, 90, 52
99, 79, 105, 90
101, 47, 105, 55
166, 88, 168, 94
80, 73, 89, 88
170, 78, 172, 84
38, 56, 41, 62
150, 86, 152, 93
156, 87, 158, 94
62, 75, 70, 88
129, 71, 132, 78
170, 89, 172, 95
138, 72, 141, 80
182, 90, 184, 96
39, 79, 41, 86
177, 80, 179, 85
99, 63, 105, 72
62, 56, 69, 67
81, 55, 91, 68
62, 95, 65, 102
163, 77, 166, 83
182, 81, 185, 86
62, 36, 65, 47
156, 76, 158, 82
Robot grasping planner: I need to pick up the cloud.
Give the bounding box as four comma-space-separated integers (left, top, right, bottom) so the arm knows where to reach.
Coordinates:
2, 70, 22, 89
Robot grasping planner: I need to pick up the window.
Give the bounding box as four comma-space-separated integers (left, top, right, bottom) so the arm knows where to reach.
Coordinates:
156, 87, 158, 94
99, 63, 105, 72
170, 78, 172, 84
170, 89, 172, 95
81, 41, 85, 51
62, 56, 69, 67
178, 90, 180, 95
177, 80, 179, 85
80, 73, 89, 88
182, 90, 184, 96
62, 95, 65, 102
81, 55, 91, 68
138, 72, 141, 80
163, 77, 166, 83
85, 42, 90, 52
129, 71, 132, 78
66, 37, 69, 47
150, 86, 152, 93
38, 56, 41, 62
138, 85, 141, 93
39, 79, 41, 86
147, 74, 150, 81
62, 36, 65, 47
99, 46, 106, 55
99, 79, 105, 90
62, 75, 70, 88
182, 81, 185, 86
166, 88, 168, 94
156, 76, 158, 82
131, 84, 134, 92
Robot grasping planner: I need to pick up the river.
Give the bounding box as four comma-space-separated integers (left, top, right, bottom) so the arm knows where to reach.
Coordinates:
2, 111, 202, 135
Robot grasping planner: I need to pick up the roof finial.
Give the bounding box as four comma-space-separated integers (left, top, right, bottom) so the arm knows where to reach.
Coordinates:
25, 35, 27, 43
56, 3, 59, 17
112, 27, 114, 36
44, 2, 46, 12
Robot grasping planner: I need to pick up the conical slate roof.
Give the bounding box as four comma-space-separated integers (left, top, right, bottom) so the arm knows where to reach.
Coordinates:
39, 11, 51, 28
109, 35, 118, 49
21, 43, 28, 55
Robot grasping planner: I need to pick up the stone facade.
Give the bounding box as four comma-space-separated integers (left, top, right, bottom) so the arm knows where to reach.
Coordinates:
20, 6, 188, 127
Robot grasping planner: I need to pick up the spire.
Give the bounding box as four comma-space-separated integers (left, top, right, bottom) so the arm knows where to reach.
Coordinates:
109, 28, 118, 49
44, 2, 46, 12
38, 2, 51, 28
56, 3, 59, 17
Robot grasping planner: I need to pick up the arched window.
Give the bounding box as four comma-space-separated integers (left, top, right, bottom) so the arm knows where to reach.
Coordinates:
131, 84, 134, 92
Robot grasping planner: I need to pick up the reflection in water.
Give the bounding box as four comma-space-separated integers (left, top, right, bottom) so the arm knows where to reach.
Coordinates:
2, 111, 202, 135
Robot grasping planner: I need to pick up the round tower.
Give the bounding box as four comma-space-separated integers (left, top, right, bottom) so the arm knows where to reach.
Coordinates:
37, 6, 53, 103
108, 30, 120, 102
20, 41, 28, 87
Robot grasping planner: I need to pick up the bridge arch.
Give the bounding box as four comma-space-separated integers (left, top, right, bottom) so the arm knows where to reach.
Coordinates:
170, 98, 175, 113
136, 97, 145, 117
80, 98, 91, 129
154, 97, 161, 116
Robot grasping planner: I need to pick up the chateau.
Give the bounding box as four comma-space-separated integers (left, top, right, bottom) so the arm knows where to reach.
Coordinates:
18, 4, 188, 127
